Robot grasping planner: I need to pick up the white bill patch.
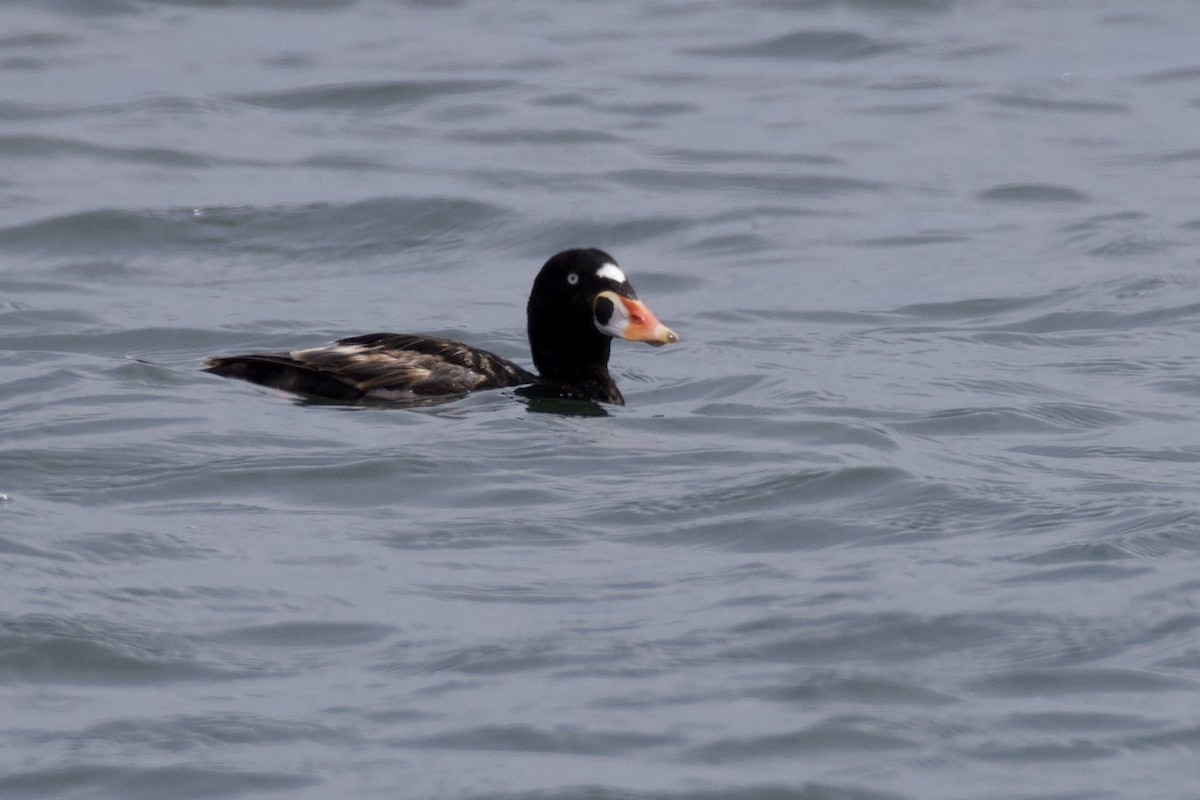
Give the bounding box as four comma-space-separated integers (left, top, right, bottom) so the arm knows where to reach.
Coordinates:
595, 263, 627, 284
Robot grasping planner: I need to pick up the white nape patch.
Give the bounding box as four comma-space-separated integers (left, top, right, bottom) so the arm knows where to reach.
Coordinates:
596, 263, 627, 284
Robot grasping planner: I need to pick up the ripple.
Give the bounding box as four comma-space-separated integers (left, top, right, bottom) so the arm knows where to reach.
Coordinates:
230, 79, 516, 113
1124, 723, 1200, 749
0, 614, 249, 684
0, 133, 223, 167
1011, 444, 1200, 465
857, 232, 968, 247
609, 168, 884, 196
1149, 375, 1200, 397
504, 215, 695, 258
970, 668, 1196, 696
167, 0, 354, 7
449, 127, 623, 145
462, 784, 910, 800
66, 530, 219, 564
0, 32, 79, 49
400, 723, 677, 755
977, 183, 1091, 204
992, 302, 1200, 333
1015, 541, 1136, 565
987, 93, 1130, 114
688, 30, 906, 61
1058, 211, 1175, 257
686, 721, 921, 763
895, 406, 1066, 436
969, 738, 1116, 762
894, 292, 1063, 321
406, 641, 579, 676
0, 198, 512, 264
0, 765, 316, 799
0, 95, 224, 121
42, 712, 350, 750
1009, 710, 1150, 733
998, 562, 1154, 586
607, 466, 915, 530
751, 672, 958, 706
1137, 64, 1200, 84
211, 620, 394, 648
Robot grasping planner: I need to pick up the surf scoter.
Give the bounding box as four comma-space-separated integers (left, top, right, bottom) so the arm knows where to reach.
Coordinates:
203, 248, 678, 405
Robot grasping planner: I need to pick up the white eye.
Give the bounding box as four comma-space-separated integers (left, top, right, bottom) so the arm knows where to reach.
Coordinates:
567, 272, 580, 285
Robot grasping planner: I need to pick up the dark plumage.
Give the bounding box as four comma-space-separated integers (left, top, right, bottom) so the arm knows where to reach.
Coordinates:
203, 248, 678, 405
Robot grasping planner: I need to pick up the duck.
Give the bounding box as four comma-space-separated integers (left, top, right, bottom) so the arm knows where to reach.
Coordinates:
203, 248, 678, 406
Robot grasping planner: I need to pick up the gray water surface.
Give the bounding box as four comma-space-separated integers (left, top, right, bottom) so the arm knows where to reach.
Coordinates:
3, 2, 1200, 799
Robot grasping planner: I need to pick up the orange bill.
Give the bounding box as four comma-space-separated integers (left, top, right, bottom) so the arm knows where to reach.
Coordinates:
594, 290, 679, 346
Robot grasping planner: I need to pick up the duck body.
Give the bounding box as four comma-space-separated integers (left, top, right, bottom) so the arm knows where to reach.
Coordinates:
204, 333, 536, 403
204, 249, 677, 406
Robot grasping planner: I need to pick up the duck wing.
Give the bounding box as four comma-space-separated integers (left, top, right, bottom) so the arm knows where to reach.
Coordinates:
204, 333, 535, 401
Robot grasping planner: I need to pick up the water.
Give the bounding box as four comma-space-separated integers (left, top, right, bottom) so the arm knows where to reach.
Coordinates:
3, 1, 1200, 798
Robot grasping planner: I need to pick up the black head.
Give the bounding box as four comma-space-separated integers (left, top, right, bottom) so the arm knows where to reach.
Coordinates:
526, 248, 677, 387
